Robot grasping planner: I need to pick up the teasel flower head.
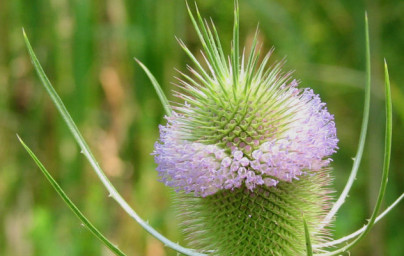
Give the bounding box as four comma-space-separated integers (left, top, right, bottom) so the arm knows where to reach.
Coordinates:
153, 3, 338, 255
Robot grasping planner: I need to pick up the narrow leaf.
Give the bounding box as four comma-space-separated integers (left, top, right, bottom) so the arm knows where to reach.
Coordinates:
17, 136, 127, 256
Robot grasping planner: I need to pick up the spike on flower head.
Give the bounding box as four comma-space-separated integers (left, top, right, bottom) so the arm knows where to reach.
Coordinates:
153, 2, 338, 255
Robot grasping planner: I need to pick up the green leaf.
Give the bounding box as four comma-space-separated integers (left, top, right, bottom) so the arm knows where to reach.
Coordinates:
17, 136, 127, 256
23, 29, 204, 256
135, 58, 172, 116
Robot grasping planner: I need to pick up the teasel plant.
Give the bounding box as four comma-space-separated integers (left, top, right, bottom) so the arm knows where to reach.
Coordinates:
19, 1, 403, 255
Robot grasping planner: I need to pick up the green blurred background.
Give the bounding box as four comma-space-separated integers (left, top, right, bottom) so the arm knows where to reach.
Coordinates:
0, 0, 403, 255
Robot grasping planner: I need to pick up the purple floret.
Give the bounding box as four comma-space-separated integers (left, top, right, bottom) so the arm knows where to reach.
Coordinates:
153, 88, 338, 197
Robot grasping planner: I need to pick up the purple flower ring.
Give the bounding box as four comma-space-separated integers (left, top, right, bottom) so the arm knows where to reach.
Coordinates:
154, 78, 338, 197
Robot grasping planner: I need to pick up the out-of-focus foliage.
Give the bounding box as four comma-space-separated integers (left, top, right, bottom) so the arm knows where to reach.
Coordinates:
0, 0, 402, 255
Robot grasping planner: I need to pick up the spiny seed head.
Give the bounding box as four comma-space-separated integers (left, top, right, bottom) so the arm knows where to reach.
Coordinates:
153, 3, 339, 255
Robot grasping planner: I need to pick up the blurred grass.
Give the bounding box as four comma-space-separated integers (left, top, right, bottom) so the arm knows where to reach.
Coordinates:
0, 0, 403, 255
